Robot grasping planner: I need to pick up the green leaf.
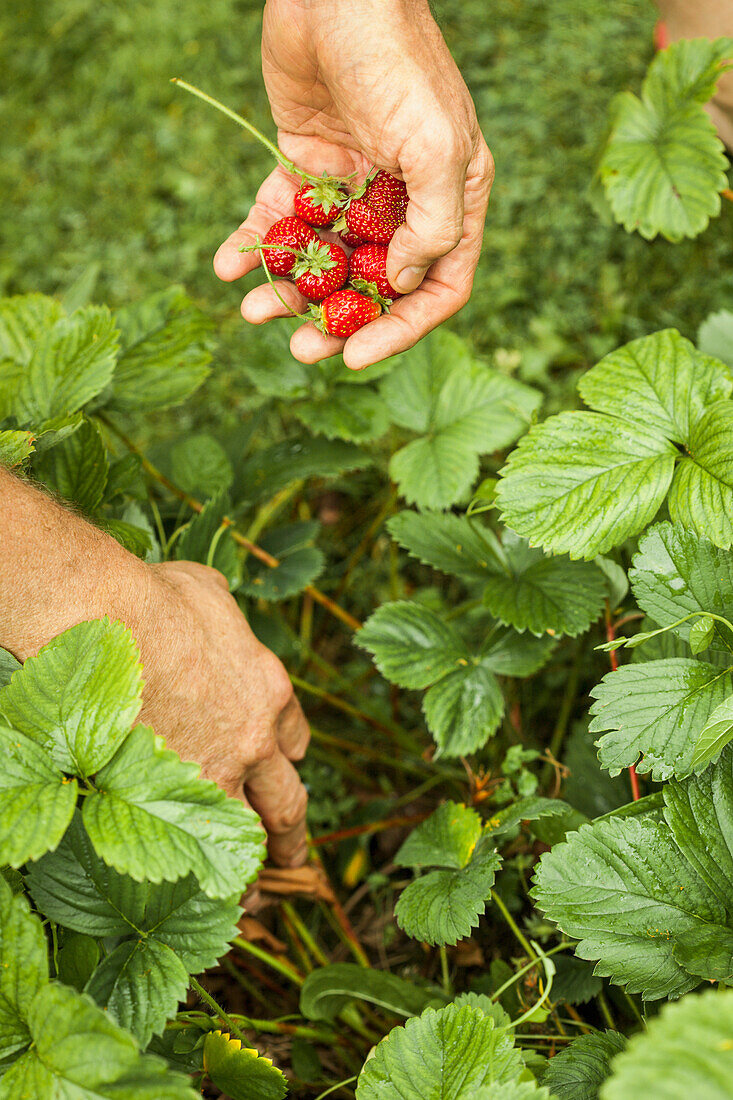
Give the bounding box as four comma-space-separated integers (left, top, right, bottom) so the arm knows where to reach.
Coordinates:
472, 1087, 551, 1100
482, 532, 607, 637
239, 521, 324, 601
0, 618, 143, 777
0, 724, 77, 866
488, 796, 569, 838
395, 809, 501, 947
169, 432, 233, 499
0, 877, 49, 1060
668, 400, 733, 548
176, 491, 240, 590
31, 411, 84, 454
86, 939, 188, 1047
56, 932, 100, 992
629, 522, 733, 653
1, 984, 198, 1099
601, 988, 733, 1100
600, 37, 733, 241
26, 815, 240, 971
82, 725, 265, 898
422, 663, 504, 757
381, 330, 541, 509
387, 511, 504, 584
589, 657, 731, 780
0, 430, 34, 467
543, 1031, 626, 1100
688, 615, 715, 654
496, 411, 675, 559
236, 435, 369, 505
533, 748, 733, 999
389, 515, 606, 636
0, 294, 63, 365
698, 308, 733, 369
34, 417, 109, 512
577, 330, 732, 443
357, 602, 467, 690
15, 305, 119, 422
355, 1003, 523, 1099
0, 648, 20, 689
203, 1030, 288, 1100
108, 287, 213, 412
691, 694, 733, 766
295, 385, 390, 443
300, 963, 444, 1023
550, 956, 603, 1006
396, 802, 483, 869
480, 626, 555, 677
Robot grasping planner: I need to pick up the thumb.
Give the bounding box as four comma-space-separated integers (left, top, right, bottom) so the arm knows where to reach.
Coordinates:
386, 158, 467, 294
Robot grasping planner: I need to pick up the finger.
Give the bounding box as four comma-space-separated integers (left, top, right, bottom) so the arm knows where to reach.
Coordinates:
245, 751, 309, 868
344, 156, 492, 370
387, 136, 492, 295
276, 694, 310, 760
213, 166, 300, 282
289, 322, 345, 363
241, 280, 309, 324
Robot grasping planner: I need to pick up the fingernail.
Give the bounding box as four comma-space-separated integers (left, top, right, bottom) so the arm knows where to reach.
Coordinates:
394, 265, 426, 293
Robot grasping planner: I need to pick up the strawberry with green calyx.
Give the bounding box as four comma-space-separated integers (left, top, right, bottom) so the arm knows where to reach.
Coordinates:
349, 243, 402, 300
294, 180, 349, 227
171, 79, 353, 192
309, 288, 383, 338
256, 217, 319, 276
292, 240, 349, 301
358, 170, 409, 221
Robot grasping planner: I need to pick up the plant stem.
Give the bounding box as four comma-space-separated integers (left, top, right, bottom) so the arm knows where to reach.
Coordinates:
171, 79, 303, 179
314, 1075, 358, 1100
189, 975, 249, 1042
282, 901, 330, 967
291, 674, 416, 747
490, 889, 536, 960
605, 600, 640, 801
542, 642, 581, 788
597, 990, 617, 1030
439, 946, 452, 996
490, 942, 569, 1003
232, 936, 305, 987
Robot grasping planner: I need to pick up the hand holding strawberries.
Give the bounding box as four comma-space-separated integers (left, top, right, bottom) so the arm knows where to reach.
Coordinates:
212, 0, 493, 369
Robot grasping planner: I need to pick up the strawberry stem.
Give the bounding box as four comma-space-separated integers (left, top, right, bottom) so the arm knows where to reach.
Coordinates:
254, 236, 308, 321
171, 79, 346, 188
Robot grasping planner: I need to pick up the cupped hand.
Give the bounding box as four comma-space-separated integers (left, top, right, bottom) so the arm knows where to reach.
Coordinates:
214, 0, 493, 370
133, 560, 310, 867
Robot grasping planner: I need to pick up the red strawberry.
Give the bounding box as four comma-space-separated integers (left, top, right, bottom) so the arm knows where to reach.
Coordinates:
338, 225, 364, 248
310, 289, 382, 337
261, 216, 319, 276
294, 180, 348, 227
292, 240, 348, 302
349, 244, 401, 300
345, 199, 401, 245
363, 171, 409, 220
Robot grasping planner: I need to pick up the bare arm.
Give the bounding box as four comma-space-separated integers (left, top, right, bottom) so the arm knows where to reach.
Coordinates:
0, 469, 310, 867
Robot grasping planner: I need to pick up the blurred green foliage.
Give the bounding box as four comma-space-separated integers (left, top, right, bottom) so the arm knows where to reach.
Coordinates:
2, 0, 732, 412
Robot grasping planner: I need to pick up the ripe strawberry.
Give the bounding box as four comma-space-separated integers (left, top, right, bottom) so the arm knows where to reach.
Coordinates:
292, 240, 348, 302
345, 199, 401, 245
294, 181, 348, 227
338, 225, 364, 248
261, 216, 319, 276
349, 244, 401, 300
310, 289, 382, 337
363, 170, 409, 220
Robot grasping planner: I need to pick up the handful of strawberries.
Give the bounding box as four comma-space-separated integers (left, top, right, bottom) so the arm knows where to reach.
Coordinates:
172, 80, 412, 340
248, 169, 409, 337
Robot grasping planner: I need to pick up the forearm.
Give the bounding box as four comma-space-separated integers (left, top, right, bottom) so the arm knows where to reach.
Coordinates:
0, 468, 150, 661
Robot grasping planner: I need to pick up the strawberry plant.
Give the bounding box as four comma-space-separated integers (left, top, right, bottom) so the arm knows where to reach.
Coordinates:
4, 17, 733, 1100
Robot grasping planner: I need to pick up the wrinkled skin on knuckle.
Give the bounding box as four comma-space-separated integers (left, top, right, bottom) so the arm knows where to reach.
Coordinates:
272, 783, 309, 835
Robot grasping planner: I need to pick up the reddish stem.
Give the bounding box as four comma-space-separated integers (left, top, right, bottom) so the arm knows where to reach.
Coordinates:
606, 602, 640, 801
